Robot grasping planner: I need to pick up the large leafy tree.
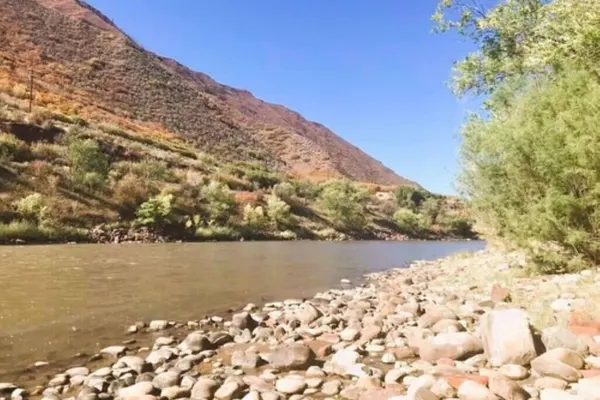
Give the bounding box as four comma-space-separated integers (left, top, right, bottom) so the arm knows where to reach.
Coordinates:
436, 0, 600, 271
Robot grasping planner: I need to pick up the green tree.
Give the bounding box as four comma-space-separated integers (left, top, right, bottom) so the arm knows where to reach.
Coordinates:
67, 139, 110, 188
201, 181, 237, 224
266, 195, 291, 228
433, 0, 600, 96
395, 186, 427, 210
420, 198, 441, 224
16, 193, 48, 224
136, 193, 174, 228
320, 180, 369, 229
393, 208, 427, 235
460, 68, 600, 270
242, 204, 268, 229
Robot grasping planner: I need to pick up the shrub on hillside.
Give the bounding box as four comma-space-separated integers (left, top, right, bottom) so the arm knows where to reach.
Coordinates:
0, 133, 30, 162
245, 168, 280, 189
273, 181, 296, 201
135, 193, 174, 228
16, 193, 49, 224
113, 173, 153, 214
293, 179, 322, 200
67, 139, 110, 189
393, 208, 427, 235
320, 180, 369, 229
266, 195, 291, 228
201, 181, 237, 224
420, 198, 441, 224
395, 186, 428, 210
242, 204, 268, 229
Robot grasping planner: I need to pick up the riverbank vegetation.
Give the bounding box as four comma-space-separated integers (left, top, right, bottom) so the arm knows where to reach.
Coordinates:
0, 89, 474, 243
436, 0, 600, 273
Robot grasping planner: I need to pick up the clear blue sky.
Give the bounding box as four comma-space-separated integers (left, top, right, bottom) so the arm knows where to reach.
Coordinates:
86, 0, 475, 194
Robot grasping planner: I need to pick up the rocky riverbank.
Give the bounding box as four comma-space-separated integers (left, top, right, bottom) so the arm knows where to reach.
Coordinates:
4, 249, 600, 400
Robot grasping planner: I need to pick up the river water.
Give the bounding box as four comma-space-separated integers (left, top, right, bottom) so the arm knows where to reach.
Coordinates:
0, 240, 484, 376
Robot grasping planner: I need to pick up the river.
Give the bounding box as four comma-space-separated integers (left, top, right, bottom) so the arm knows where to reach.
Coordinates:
0, 240, 484, 377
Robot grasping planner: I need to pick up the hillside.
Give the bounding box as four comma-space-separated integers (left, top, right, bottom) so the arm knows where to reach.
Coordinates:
0, 0, 414, 186
0, 0, 474, 244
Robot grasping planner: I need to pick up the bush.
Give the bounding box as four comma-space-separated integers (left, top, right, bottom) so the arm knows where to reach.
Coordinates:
272, 181, 296, 201
195, 225, 240, 241
320, 180, 369, 229
242, 204, 268, 229
135, 193, 174, 228
0, 133, 30, 162
134, 159, 172, 181
67, 139, 110, 188
395, 186, 428, 210
420, 198, 440, 224
16, 193, 48, 224
293, 179, 322, 200
113, 173, 153, 214
266, 195, 291, 228
245, 168, 280, 189
393, 208, 427, 235
201, 181, 237, 224
30, 142, 64, 161
0, 220, 86, 243
460, 68, 600, 270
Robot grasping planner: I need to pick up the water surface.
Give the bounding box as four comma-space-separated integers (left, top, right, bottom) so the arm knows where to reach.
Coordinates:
0, 240, 484, 375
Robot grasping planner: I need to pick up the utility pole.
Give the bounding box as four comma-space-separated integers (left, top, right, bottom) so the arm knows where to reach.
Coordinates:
28, 68, 34, 113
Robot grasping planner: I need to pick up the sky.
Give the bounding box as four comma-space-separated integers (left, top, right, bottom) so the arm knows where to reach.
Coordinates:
86, 0, 477, 194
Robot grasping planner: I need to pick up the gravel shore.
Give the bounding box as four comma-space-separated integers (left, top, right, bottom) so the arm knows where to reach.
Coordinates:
4, 249, 600, 400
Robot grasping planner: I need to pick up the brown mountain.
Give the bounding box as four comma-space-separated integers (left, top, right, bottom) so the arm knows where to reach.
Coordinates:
0, 0, 416, 186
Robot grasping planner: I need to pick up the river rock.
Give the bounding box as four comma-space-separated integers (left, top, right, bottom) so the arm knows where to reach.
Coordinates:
430, 378, 457, 398
488, 374, 530, 400
542, 326, 588, 355
418, 304, 458, 328
214, 381, 244, 400
419, 332, 483, 362
577, 375, 600, 399
149, 320, 169, 331
321, 379, 342, 396
531, 359, 581, 382
178, 332, 211, 353
209, 332, 234, 347
481, 309, 537, 367
231, 350, 261, 369
0, 384, 17, 396
540, 389, 583, 400
115, 356, 149, 374
160, 386, 190, 400
534, 377, 568, 390
118, 382, 155, 400
268, 343, 314, 370
275, 375, 306, 394
340, 327, 360, 342
152, 370, 180, 390
66, 367, 89, 377
458, 380, 499, 400
295, 303, 322, 325
499, 364, 529, 380
325, 348, 361, 375
191, 378, 219, 399
100, 345, 126, 358
231, 312, 257, 331
146, 347, 176, 365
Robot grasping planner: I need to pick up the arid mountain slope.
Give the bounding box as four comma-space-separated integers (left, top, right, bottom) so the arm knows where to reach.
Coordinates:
0, 0, 416, 186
